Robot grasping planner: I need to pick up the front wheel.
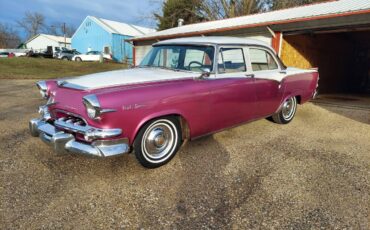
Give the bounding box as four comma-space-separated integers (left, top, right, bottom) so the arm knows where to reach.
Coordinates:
134, 117, 182, 168
271, 96, 297, 124
75, 57, 82, 62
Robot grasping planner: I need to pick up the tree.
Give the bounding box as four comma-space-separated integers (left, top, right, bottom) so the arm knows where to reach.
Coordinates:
154, 0, 204, 30
199, 0, 263, 20
155, 0, 329, 30
0, 23, 21, 48
17, 12, 45, 39
46, 23, 76, 37
154, 0, 267, 30
267, 0, 329, 10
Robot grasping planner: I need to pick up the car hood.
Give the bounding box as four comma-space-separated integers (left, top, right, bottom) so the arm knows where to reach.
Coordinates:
61, 68, 197, 90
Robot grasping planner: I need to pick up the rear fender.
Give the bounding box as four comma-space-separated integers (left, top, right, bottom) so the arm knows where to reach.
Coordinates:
275, 82, 303, 113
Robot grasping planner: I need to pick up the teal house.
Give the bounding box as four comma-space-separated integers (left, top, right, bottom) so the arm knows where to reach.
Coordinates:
72, 16, 155, 63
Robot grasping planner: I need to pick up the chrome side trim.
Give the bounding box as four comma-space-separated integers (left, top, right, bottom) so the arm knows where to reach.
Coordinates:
57, 80, 88, 90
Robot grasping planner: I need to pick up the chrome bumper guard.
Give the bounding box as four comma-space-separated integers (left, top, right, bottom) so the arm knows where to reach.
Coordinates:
29, 118, 129, 157
312, 89, 319, 99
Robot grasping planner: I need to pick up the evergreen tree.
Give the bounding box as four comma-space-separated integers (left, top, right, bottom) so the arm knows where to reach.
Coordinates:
268, 0, 329, 10
154, 0, 204, 30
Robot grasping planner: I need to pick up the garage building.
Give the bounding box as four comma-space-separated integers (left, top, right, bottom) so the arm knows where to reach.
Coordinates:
132, 0, 370, 95
25, 34, 71, 52
72, 16, 155, 63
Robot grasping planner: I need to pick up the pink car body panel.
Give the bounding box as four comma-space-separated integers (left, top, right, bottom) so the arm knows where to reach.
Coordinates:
45, 70, 319, 146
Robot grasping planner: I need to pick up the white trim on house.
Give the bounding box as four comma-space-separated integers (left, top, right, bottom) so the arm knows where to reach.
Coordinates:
133, 0, 370, 41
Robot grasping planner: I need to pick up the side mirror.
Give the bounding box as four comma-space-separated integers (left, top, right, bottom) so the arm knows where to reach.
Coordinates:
199, 68, 211, 79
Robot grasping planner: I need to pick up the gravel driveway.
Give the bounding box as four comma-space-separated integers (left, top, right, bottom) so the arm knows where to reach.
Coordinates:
1, 80, 369, 229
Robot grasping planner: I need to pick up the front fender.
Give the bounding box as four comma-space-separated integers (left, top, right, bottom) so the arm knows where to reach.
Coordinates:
132, 109, 191, 145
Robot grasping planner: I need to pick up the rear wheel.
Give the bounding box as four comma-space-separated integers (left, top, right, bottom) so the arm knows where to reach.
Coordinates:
75, 57, 82, 62
271, 96, 297, 124
134, 117, 182, 168
62, 56, 69, 61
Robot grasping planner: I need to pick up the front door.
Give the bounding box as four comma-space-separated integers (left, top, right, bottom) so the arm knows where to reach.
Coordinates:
207, 46, 257, 132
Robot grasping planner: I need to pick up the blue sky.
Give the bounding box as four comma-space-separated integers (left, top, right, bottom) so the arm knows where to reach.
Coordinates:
0, 0, 163, 40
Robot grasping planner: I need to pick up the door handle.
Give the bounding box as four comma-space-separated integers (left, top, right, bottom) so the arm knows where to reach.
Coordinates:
245, 74, 255, 78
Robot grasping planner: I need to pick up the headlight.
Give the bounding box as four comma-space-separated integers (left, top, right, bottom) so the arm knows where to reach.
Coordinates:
83, 94, 100, 119
86, 102, 98, 119
83, 94, 117, 120
36, 81, 48, 99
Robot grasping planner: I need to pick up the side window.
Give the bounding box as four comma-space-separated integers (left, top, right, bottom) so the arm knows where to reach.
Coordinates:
249, 48, 278, 71
218, 48, 246, 73
184, 49, 212, 71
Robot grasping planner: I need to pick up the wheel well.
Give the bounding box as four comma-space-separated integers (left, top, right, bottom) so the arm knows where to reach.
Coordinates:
134, 114, 190, 144
295, 95, 302, 104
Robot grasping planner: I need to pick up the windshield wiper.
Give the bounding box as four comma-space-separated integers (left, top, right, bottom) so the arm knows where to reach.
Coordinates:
139, 65, 189, 72
157, 66, 181, 72
138, 64, 153, 68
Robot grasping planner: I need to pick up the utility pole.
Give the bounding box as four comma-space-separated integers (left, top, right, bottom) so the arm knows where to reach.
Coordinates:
63, 22, 66, 48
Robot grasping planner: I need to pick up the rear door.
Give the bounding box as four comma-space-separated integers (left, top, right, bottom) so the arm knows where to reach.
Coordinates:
207, 46, 257, 132
248, 47, 285, 117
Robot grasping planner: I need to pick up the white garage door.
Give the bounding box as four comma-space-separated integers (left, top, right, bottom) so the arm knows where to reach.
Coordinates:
135, 45, 152, 66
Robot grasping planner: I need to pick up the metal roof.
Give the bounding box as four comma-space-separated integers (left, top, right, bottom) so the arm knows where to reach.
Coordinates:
90, 16, 156, 37
26, 34, 71, 44
155, 36, 269, 47
133, 0, 370, 41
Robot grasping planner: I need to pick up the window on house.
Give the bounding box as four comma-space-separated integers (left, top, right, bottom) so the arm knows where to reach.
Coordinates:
104, 46, 111, 54
249, 48, 278, 71
218, 48, 246, 73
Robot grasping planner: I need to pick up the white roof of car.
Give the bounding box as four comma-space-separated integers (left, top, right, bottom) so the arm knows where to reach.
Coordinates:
155, 36, 269, 47
134, 0, 370, 41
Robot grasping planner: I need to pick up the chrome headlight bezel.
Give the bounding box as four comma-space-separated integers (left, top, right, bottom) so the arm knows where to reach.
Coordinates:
82, 94, 116, 120
83, 94, 101, 120
36, 81, 48, 99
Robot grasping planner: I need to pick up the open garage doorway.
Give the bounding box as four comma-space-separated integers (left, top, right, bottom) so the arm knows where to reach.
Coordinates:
281, 29, 370, 109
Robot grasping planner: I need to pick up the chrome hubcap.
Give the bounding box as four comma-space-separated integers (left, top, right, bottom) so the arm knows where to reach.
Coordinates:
142, 121, 176, 161
282, 97, 296, 120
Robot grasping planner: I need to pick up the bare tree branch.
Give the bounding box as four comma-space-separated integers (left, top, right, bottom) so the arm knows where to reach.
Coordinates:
0, 23, 21, 48
17, 11, 45, 39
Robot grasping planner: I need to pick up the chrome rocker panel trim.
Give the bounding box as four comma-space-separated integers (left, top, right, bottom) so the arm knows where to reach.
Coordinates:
29, 119, 129, 157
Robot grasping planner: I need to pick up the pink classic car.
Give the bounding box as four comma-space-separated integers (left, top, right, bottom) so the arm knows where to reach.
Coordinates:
29, 37, 319, 168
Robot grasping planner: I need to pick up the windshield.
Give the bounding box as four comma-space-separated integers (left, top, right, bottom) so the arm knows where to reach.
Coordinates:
140, 45, 215, 72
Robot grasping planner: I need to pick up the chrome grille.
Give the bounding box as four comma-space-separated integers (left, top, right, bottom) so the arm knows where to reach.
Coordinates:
58, 116, 87, 126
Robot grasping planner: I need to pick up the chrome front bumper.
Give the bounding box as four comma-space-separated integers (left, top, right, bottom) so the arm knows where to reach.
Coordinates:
29, 118, 129, 157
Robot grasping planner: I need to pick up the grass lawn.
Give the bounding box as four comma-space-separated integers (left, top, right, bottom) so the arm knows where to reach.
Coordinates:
0, 57, 127, 79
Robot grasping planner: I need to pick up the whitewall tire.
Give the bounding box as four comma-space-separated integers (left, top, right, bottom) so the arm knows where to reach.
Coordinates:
271, 96, 297, 124
134, 117, 182, 168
